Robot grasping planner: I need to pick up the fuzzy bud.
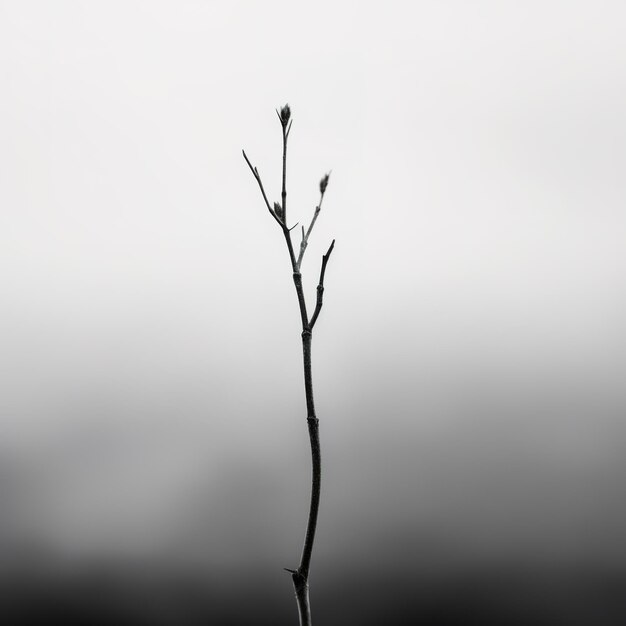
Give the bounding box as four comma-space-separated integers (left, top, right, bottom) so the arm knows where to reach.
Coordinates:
273, 202, 283, 219
319, 173, 330, 195
279, 104, 291, 127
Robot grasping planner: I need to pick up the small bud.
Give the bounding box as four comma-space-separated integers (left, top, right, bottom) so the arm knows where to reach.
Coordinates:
279, 104, 291, 127
319, 173, 330, 195
273, 201, 283, 219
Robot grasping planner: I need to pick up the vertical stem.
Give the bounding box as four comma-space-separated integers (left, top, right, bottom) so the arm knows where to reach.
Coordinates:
291, 273, 309, 330
300, 329, 321, 577
290, 328, 321, 626
293, 578, 311, 626
282, 130, 288, 225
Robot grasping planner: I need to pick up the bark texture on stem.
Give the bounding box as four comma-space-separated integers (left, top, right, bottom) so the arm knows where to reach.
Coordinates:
292, 573, 311, 626
288, 330, 321, 626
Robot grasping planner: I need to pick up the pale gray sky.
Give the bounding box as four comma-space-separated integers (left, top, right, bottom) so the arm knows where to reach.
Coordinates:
1, 0, 626, 569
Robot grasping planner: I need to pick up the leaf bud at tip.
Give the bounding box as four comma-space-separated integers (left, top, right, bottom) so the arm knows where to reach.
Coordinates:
319, 172, 330, 195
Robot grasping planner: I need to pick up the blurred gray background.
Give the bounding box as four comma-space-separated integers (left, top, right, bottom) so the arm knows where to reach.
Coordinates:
1, 1, 626, 623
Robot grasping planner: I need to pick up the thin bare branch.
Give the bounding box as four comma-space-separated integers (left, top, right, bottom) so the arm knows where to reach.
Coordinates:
309, 239, 335, 330
244, 107, 335, 626
296, 194, 324, 270
296, 172, 331, 270
281, 128, 288, 225
242, 149, 284, 228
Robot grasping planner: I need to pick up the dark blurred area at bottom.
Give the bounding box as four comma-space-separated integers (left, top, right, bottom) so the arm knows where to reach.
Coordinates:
2, 560, 625, 625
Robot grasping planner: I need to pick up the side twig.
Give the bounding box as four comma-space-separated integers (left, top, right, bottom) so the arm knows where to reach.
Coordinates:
309, 239, 335, 330
309, 240, 335, 330
297, 173, 330, 270
241, 149, 284, 228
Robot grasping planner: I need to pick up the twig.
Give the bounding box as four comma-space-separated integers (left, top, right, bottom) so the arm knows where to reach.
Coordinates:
241, 150, 284, 228
309, 240, 335, 330
297, 173, 331, 270
281, 113, 289, 225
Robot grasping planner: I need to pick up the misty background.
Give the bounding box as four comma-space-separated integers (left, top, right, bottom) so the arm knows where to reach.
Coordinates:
1, 1, 626, 623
